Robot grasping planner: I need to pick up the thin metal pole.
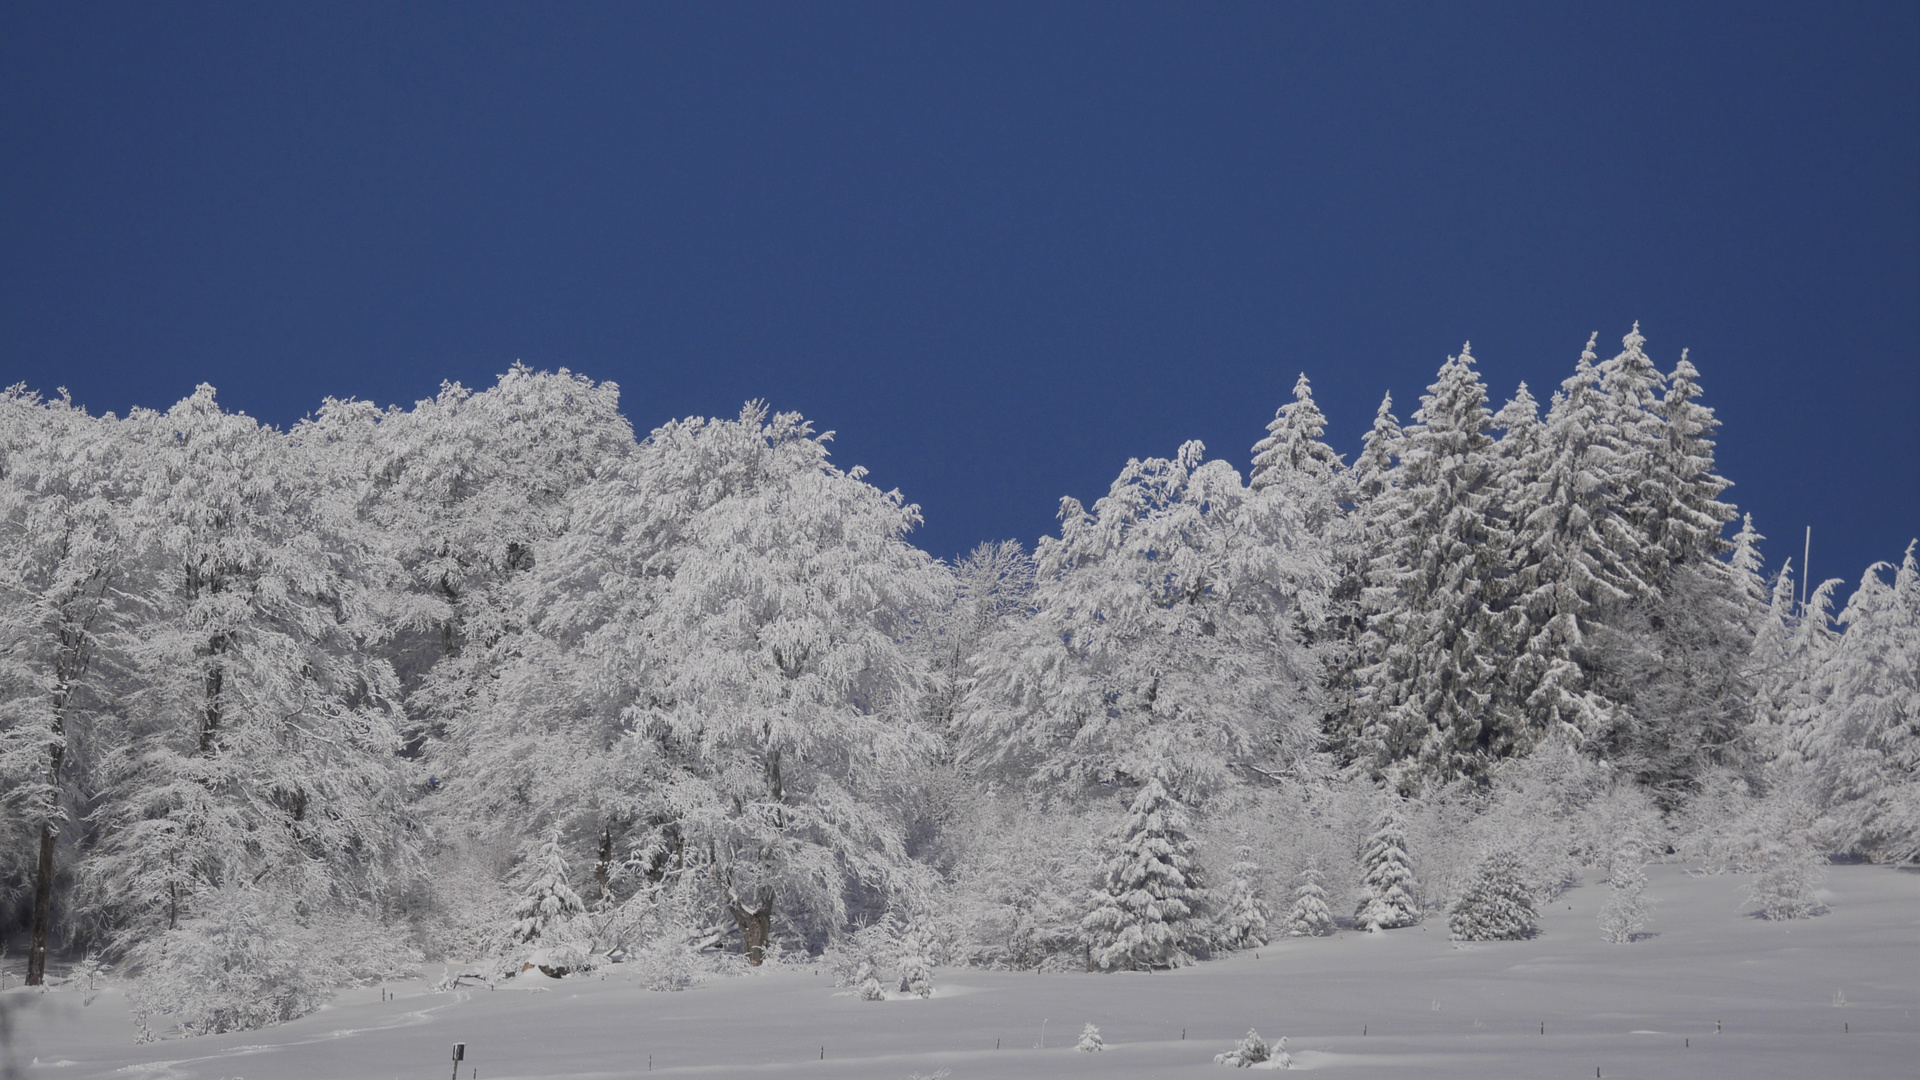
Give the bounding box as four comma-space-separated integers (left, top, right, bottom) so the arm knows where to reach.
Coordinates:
1803, 526, 1812, 614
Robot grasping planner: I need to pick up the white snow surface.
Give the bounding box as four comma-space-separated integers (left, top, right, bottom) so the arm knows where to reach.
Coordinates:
7, 863, 1916, 1079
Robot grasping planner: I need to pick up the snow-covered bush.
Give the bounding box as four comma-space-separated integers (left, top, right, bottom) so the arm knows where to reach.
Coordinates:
125, 885, 338, 1036
857, 962, 886, 1001
1675, 777, 1818, 876
1076, 1022, 1104, 1051
1214, 1028, 1288, 1067
1597, 847, 1650, 943
1354, 807, 1419, 929
1749, 837, 1827, 920
1448, 849, 1537, 941
942, 798, 1106, 971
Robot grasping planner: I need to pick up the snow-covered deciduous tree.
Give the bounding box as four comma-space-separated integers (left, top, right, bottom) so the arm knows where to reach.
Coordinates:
1447, 849, 1536, 941
1284, 865, 1335, 937
81, 387, 418, 975
124, 882, 336, 1037
1354, 806, 1419, 930
1082, 776, 1202, 970
963, 440, 1324, 804
0, 390, 132, 985
521, 404, 946, 963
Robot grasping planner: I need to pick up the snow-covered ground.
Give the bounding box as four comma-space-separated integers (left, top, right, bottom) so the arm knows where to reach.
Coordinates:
8, 863, 1916, 1079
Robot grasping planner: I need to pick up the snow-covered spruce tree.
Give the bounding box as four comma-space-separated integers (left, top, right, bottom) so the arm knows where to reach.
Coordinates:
0, 390, 132, 986
1323, 391, 1401, 754
961, 440, 1326, 804
1597, 847, 1649, 943
1503, 335, 1650, 751
1082, 776, 1203, 970
896, 921, 936, 998
81, 387, 419, 1016
1076, 1023, 1104, 1052
1285, 865, 1335, 937
1215, 847, 1271, 950
507, 833, 589, 973
1646, 351, 1736, 573
1595, 323, 1671, 575
1787, 544, 1920, 864
1352, 345, 1508, 785
1354, 807, 1419, 929
1250, 372, 1345, 535
1606, 348, 1748, 798
1447, 849, 1537, 941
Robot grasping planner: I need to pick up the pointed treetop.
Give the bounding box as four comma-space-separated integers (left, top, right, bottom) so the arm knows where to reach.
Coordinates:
1350, 391, 1402, 501
1250, 372, 1342, 490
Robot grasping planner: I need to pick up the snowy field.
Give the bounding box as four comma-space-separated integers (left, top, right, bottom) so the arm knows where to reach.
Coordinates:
7, 863, 1916, 1080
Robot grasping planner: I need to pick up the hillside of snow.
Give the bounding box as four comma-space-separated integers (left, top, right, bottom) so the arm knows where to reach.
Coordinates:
8, 862, 1915, 1080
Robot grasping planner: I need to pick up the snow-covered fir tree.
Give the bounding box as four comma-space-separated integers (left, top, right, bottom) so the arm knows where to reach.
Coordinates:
1082, 775, 1202, 970
1447, 849, 1537, 941
896, 921, 936, 998
508, 833, 588, 953
1290, 857, 1336, 933
1284, 865, 1336, 937
1250, 372, 1345, 537
1076, 1023, 1104, 1052
1504, 335, 1649, 749
1352, 345, 1507, 784
1354, 806, 1420, 929
1787, 544, 1920, 863
1216, 847, 1271, 950
1323, 391, 1401, 749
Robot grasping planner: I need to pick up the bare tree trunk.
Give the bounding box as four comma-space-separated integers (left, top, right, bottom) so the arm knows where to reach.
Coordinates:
25, 819, 56, 986
595, 823, 614, 905
729, 886, 775, 966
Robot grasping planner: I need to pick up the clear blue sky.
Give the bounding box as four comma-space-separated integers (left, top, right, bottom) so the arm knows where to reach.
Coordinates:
4, 2, 1915, 585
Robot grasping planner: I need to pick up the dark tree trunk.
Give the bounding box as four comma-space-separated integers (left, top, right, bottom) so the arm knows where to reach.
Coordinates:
729, 886, 775, 966
25, 819, 56, 986
595, 823, 614, 905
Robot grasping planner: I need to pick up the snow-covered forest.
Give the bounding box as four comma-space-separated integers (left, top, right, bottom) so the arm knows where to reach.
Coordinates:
2, 326, 1915, 1037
